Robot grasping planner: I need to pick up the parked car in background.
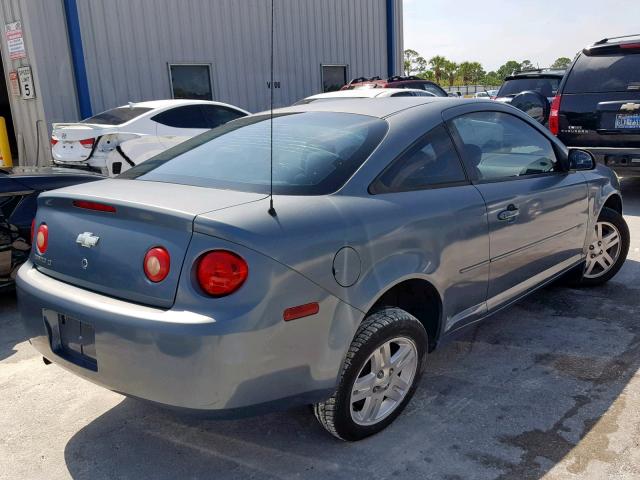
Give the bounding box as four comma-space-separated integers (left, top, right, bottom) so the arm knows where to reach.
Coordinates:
0, 166, 102, 290
494, 69, 566, 126
494, 69, 565, 104
340, 75, 448, 97
18, 97, 628, 441
51, 100, 249, 176
295, 88, 436, 104
552, 35, 640, 175
473, 90, 498, 99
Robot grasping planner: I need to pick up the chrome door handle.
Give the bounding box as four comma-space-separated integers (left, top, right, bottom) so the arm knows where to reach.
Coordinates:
498, 204, 519, 221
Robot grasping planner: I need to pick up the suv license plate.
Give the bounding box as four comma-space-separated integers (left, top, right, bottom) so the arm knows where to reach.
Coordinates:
615, 114, 640, 129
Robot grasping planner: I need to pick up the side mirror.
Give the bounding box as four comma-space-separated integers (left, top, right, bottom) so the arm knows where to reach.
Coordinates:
568, 149, 595, 170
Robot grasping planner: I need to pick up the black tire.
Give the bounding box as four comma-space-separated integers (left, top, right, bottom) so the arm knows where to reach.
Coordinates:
574, 207, 629, 287
314, 307, 428, 441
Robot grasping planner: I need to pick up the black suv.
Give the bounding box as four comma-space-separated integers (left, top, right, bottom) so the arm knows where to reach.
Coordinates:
494, 68, 565, 104
553, 35, 640, 173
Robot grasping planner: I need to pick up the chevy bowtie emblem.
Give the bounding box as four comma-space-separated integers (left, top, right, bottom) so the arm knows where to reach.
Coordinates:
76, 232, 100, 248
620, 103, 640, 112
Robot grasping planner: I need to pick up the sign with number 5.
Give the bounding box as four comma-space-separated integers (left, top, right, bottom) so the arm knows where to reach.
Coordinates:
17, 65, 35, 99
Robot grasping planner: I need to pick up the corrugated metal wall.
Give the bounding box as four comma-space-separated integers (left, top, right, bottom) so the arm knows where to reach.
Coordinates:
76, 0, 403, 114
0, 0, 75, 165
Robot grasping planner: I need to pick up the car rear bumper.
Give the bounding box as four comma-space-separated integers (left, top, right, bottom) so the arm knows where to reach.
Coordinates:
16, 261, 360, 414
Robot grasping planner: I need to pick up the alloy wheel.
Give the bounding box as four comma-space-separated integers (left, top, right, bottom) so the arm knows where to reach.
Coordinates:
350, 337, 418, 426
584, 221, 621, 279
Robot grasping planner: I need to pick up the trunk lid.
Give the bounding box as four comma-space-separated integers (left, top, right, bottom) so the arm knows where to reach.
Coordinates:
52, 123, 118, 163
33, 179, 266, 308
558, 92, 640, 147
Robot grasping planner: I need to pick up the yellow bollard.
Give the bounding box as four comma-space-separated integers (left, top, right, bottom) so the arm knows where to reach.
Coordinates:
0, 117, 13, 167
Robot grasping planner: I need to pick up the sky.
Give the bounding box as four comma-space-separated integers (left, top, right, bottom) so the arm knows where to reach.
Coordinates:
403, 0, 640, 71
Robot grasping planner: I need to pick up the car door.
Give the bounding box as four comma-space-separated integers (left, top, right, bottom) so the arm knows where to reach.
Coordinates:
445, 108, 589, 310
369, 124, 490, 332
152, 105, 210, 137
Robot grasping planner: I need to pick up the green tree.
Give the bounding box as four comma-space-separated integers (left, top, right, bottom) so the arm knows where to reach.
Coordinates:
418, 70, 435, 81
497, 60, 522, 79
444, 61, 458, 87
483, 71, 502, 86
429, 55, 448, 84
520, 59, 534, 71
404, 49, 427, 76
551, 57, 572, 69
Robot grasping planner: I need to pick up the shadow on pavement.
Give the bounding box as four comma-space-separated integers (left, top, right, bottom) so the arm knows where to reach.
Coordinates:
0, 290, 26, 362
63, 259, 640, 479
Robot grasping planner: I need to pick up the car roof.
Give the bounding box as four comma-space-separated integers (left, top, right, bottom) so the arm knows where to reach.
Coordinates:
303, 88, 430, 100
119, 99, 248, 111
505, 69, 565, 80
263, 97, 469, 119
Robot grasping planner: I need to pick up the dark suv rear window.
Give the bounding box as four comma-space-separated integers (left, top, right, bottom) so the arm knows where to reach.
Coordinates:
81, 107, 152, 125
564, 53, 640, 93
497, 77, 560, 97
120, 112, 388, 195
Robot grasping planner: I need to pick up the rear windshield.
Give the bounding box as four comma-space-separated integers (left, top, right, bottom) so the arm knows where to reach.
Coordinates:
81, 107, 153, 125
498, 77, 561, 97
564, 53, 640, 94
119, 112, 388, 195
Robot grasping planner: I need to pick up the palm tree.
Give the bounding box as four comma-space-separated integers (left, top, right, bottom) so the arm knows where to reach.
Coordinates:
429, 56, 448, 84
444, 61, 458, 87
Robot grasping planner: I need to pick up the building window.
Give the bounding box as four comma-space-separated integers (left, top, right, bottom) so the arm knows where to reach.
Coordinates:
321, 65, 347, 92
168, 64, 213, 100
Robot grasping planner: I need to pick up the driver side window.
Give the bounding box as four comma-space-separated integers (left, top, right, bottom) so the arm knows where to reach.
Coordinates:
449, 111, 557, 182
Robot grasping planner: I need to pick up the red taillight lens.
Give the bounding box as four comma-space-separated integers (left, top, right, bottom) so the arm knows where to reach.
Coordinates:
50, 135, 59, 146
196, 250, 248, 297
72, 200, 116, 213
30, 219, 35, 244
143, 247, 170, 283
79, 138, 95, 149
549, 95, 562, 135
36, 224, 48, 254
621, 43, 640, 49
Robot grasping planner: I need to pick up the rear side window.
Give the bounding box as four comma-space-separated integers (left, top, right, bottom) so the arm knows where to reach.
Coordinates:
497, 77, 560, 97
152, 105, 208, 129
564, 53, 640, 93
449, 111, 557, 181
81, 107, 152, 125
371, 125, 466, 193
401, 82, 446, 96
120, 112, 388, 195
201, 105, 246, 128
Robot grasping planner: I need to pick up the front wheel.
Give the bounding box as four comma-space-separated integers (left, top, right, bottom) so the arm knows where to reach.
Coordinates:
314, 307, 428, 441
576, 207, 629, 286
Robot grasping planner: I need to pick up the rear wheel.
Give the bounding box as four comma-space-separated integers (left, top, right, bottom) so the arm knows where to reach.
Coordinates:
576, 207, 629, 286
314, 307, 428, 441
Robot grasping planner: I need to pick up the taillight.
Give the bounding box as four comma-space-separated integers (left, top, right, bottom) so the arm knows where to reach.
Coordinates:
50, 135, 59, 146
196, 250, 248, 297
79, 138, 95, 149
30, 219, 35, 244
73, 200, 116, 213
35, 224, 48, 255
621, 43, 640, 49
549, 95, 562, 135
143, 247, 170, 283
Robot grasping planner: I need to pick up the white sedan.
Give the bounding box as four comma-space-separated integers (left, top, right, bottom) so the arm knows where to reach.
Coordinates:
51, 99, 249, 176
294, 88, 436, 104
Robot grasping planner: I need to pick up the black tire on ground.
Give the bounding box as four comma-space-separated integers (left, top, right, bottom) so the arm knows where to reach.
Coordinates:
573, 207, 630, 287
313, 307, 428, 441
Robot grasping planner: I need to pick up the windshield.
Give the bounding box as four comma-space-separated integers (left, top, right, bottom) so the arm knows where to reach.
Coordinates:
81, 107, 153, 125
564, 53, 640, 93
120, 112, 388, 195
497, 77, 560, 97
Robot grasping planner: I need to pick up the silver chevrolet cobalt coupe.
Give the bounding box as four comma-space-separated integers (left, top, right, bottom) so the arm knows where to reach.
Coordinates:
18, 98, 629, 441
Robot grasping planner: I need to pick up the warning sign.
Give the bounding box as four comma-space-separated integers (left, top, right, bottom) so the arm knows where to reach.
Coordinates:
5, 21, 26, 60
8, 71, 20, 97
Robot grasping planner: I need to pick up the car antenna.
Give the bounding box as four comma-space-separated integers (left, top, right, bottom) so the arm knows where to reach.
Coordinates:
267, 0, 277, 217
